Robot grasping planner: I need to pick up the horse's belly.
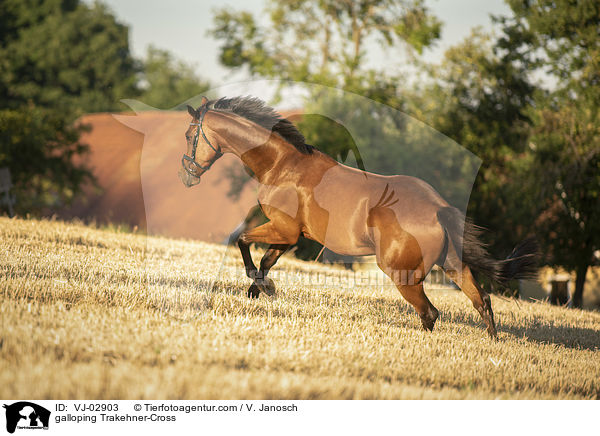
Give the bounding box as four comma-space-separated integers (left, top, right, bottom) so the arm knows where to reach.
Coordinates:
323, 240, 375, 256
304, 195, 375, 256
303, 226, 374, 256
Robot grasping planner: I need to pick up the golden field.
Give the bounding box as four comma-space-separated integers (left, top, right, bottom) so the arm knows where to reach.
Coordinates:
1, 216, 599, 399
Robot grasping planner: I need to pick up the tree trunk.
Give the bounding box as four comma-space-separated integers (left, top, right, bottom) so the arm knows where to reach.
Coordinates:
550, 280, 569, 306
572, 263, 589, 309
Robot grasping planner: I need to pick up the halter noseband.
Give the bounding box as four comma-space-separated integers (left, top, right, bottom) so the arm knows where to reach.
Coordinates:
181, 105, 222, 178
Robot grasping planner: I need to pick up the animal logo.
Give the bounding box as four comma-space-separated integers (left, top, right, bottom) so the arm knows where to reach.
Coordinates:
3, 402, 50, 434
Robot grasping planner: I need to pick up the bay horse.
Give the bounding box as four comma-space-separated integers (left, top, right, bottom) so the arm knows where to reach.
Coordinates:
179, 96, 537, 338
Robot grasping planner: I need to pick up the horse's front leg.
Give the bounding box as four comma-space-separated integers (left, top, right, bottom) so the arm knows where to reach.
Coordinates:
237, 237, 258, 282
248, 244, 290, 298
238, 221, 299, 298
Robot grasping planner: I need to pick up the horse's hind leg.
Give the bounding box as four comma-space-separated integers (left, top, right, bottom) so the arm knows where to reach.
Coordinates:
443, 264, 497, 339
376, 244, 439, 330
395, 282, 439, 331
370, 207, 441, 331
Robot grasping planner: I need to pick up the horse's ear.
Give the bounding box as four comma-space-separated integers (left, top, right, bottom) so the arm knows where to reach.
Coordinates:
187, 105, 197, 118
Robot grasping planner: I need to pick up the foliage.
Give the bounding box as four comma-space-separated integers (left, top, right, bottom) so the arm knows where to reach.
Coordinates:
138, 45, 210, 110
210, 0, 440, 93
501, 0, 600, 103
0, 107, 92, 213
0, 0, 138, 116
0, 0, 142, 214
530, 101, 600, 307
410, 29, 537, 258
497, 0, 600, 306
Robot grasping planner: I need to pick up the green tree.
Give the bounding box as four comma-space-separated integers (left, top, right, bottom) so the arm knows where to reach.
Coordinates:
0, 0, 138, 116
531, 102, 600, 307
0, 107, 91, 213
411, 29, 537, 263
139, 45, 210, 110
497, 0, 600, 307
210, 0, 440, 100
0, 0, 139, 214
210, 0, 444, 166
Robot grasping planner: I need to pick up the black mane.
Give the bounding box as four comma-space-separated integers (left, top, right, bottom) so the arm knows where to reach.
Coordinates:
203, 96, 315, 154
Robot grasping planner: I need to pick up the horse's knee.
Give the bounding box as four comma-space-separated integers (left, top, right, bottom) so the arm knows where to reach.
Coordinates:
238, 232, 251, 246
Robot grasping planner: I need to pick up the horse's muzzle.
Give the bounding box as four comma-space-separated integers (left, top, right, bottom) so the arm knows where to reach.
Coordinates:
178, 167, 201, 187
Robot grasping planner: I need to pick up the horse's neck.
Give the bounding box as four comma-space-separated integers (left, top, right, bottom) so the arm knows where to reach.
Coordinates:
211, 112, 297, 183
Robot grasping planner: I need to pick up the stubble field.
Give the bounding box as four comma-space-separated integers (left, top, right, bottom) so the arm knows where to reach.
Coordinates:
1, 217, 599, 399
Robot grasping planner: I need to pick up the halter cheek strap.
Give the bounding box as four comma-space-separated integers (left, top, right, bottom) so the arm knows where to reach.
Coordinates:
182, 105, 223, 177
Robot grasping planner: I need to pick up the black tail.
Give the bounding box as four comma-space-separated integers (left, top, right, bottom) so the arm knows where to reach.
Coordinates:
437, 207, 539, 285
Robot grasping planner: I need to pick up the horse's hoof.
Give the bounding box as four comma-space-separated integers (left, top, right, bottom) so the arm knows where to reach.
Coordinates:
421, 319, 434, 331
256, 277, 277, 297
247, 283, 260, 299
420, 307, 439, 332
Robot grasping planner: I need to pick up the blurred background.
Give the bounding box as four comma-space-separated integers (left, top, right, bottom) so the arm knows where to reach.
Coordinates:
1, 0, 598, 308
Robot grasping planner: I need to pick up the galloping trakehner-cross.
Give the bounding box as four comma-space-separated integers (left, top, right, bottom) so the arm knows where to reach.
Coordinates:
179, 96, 538, 338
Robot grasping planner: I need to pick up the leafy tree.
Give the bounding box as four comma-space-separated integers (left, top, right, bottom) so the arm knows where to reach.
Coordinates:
0, 0, 138, 116
496, 0, 600, 307
210, 0, 440, 99
531, 102, 600, 307
138, 45, 210, 110
210, 0, 443, 172
411, 29, 537, 261
0, 107, 92, 213
0, 0, 138, 214
210, 0, 444, 168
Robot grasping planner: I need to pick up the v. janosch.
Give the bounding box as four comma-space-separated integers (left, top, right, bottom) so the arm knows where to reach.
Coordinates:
258, 404, 298, 412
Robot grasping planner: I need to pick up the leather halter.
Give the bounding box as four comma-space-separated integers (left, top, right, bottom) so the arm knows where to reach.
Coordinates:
181, 105, 222, 178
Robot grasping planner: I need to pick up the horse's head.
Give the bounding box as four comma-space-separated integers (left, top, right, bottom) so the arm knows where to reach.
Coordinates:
179, 96, 223, 187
